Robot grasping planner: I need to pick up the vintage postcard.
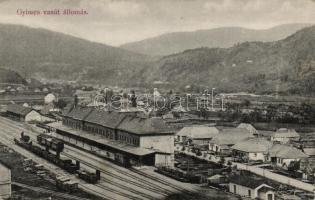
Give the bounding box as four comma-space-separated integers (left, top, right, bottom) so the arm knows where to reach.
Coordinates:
0, 0, 314, 199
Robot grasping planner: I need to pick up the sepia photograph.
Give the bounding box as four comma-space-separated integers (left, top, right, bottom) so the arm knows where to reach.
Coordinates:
0, 0, 315, 199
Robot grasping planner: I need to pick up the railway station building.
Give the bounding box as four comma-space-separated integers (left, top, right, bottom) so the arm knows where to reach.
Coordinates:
48, 106, 175, 167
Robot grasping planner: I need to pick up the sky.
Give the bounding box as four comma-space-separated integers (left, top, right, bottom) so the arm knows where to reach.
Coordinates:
0, 0, 315, 46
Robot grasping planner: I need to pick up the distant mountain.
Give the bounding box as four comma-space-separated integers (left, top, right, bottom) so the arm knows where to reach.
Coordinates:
1, 24, 315, 95
120, 23, 312, 56
0, 68, 27, 85
0, 24, 154, 86
141, 25, 315, 95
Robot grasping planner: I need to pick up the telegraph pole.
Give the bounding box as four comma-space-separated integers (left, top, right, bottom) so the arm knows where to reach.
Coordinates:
211, 88, 216, 111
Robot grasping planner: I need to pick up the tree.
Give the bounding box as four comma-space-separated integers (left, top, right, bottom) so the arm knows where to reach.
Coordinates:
104, 89, 113, 104
54, 99, 67, 109
266, 105, 277, 122
241, 99, 251, 108
74, 95, 79, 107
130, 90, 137, 107
199, 108, 209, 119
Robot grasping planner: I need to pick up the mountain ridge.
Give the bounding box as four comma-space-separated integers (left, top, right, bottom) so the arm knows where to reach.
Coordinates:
0, 23, 315, 95
141, 25, 315, 95
120, 23, 312, 56
0, 23, 154, 86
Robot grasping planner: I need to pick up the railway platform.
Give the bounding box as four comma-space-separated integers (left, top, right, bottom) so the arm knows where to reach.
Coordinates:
47, 121, 156, 167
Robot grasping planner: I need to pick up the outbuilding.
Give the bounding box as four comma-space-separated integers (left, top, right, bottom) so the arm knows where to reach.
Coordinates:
176, 126, 219, 145
229, 175, 275, 200
6, 104, 42, 122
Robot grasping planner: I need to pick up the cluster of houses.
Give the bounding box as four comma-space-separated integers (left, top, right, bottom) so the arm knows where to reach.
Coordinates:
175, 123, 315, 199
4, 93, 60, 123
176, 123, 309, 170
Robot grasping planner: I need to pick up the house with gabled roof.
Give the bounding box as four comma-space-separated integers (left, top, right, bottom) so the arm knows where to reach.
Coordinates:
267, 144, 308, 170
176, 126, 219, 145
237, 123, 259, 136
6, 104, 42, 122
271, 128, 300, 144
229, 175, 275, 200
232, 138, 273, 162
209, 128, 254, 155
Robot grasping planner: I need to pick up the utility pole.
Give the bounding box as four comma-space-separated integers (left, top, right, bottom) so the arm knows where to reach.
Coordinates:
211, 88, 216, 111
205, 89, 209, 109
221, 95, 224, 111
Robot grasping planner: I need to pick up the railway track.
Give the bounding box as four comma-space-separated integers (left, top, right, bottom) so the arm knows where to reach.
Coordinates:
78, 184, 114, 200
64, 153, 167, 199
0, 122, 161, 199
130, 168, 193, 194
63, 152, 164, 199
95, 183, 145, 200
64, 144, 192, 195
0, 118, 167, 199
0, 117, 195, 199
0, 120, 118, 200
13, 182, 100, 200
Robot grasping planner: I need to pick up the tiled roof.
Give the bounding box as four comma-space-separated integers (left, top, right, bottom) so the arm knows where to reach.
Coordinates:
6, 104, 33, 116
232, 138, 273, 153
269, 144, 308, 159
176, 126, 219, 139
272, 128, 300, 138
117, 116, 175, 135
210, 128, 254, 145
63, 106, 175, 136
85, 109, 127, 129
64, 106, 94, 121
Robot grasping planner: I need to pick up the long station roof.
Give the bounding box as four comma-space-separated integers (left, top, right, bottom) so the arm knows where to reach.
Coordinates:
63, 106, 175, 136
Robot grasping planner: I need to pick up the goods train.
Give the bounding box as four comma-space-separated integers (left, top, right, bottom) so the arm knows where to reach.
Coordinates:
36, 124, 132, 168
14, 132, 100, 184
77, 169, 101, 184
155, 166, 201, 183
56, 176, 78, 192
37, 134, 64, 152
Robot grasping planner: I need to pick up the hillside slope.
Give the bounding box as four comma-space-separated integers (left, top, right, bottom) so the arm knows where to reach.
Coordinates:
142, 26, 315, 95
0, 68, 27, 85
0, 24, 154, 86
1, 24, 315, 95
121, 23, 312, 56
